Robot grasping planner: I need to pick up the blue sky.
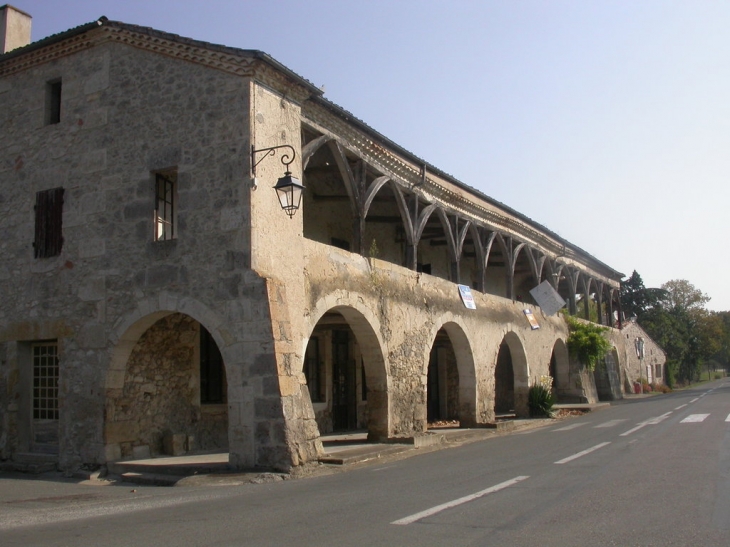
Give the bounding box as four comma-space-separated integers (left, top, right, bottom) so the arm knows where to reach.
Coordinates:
11, 1, 730, 310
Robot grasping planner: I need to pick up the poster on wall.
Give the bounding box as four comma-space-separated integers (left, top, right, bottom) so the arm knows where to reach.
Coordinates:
458, 285, 477, 310
529, 280, 566, 316
524, 309, 540, 330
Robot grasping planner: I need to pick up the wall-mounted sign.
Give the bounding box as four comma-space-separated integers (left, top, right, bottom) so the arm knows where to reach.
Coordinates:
529, 280, 566, 316
458, 285, 477, 310
524, 309, 540, 330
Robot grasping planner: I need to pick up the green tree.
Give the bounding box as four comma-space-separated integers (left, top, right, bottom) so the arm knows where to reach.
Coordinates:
620, 270, 667, 319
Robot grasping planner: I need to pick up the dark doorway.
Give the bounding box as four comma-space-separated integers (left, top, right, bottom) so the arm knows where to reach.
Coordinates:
332, 330, 357, 430
427, 329, 459, 423
494, 342, 514, 414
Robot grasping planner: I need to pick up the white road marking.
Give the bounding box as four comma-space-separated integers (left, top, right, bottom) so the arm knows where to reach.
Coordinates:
675, 404, 687, 410
552, 423, 587, 432
725, 414, 730, 423
620, 413, 671, 436
680, 414, 710, 423
554, 442, 611, 464
594, 419, 627, 428
690, 398, 700, 403
620, 424, 647, 436
391, 476, 530, 525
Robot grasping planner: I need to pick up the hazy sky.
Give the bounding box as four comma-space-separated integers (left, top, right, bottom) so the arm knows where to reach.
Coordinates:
11, 1, 730, 310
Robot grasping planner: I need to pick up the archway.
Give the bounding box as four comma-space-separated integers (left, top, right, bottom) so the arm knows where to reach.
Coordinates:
105, 312, 228, 461
303, 304, 389, 440
494, 332, 530, 417
549, 338, 571, 402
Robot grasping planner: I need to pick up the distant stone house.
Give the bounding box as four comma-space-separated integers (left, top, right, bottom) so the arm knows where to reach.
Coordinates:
0, 7, 629, 473
620, 319, 667, 389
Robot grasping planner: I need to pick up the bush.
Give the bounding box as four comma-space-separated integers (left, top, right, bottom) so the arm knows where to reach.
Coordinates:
565, 317, 611, 371
529, 376, 555, 418
650, 383, 672, 393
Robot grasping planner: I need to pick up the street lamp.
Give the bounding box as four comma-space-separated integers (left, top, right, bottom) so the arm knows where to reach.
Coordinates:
251, 144, 304, 218
635, 337, 645, 394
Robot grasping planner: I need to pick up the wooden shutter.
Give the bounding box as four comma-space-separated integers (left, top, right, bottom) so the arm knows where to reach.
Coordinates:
34, 187, 64, 258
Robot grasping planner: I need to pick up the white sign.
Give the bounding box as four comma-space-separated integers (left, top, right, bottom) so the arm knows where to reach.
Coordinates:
458, 285, 477, 310
529, 280, 566, 316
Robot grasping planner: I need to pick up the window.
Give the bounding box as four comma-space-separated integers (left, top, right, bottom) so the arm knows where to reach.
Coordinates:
46, 79, 62, 125
200, 326, 225, 404
33, 343, 59, 421
33, 187, 64, 258
655, 364, 662, 378
154, 171, 176, 241
305, 337, 325, 403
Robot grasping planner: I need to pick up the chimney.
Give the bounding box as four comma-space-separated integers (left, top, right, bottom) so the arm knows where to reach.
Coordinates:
1, 5, 32, 54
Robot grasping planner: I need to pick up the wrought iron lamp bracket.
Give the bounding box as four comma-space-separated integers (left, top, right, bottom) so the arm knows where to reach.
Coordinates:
251, 144, 296, 176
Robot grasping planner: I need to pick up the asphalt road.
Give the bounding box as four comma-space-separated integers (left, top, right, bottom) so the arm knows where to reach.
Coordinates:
3, 380, 730, 546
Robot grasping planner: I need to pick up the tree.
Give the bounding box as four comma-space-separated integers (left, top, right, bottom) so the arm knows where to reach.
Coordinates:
620, 270, 667, 319
660, 279, 711, 312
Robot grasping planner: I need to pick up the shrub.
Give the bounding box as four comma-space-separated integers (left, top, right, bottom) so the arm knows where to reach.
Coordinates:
565, 317, 612, 371
529, 376, 555, 418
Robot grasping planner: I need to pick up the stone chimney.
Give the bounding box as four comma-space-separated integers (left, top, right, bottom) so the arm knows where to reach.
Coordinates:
1, 5, 32, 54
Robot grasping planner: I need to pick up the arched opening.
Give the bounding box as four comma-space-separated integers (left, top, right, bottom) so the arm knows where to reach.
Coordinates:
427, 328, 459, 424
494, 342, 514, 415
513, 245, 538, 304
550, 338, 571, 402
105, 313, 228, 461
363, 180, 405, 266
484, 234, 509, 298
494, 332, 530, 417
303, 306, 388, 440
302, 129, 357, 251
415, 203, 451, 280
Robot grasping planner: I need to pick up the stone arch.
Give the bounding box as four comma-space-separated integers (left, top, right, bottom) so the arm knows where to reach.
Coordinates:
104, 293, 231, 462
494, 331, 530, 417
305, 292, 390, 440
549, 338, 570, 402
424, 316, 478, 427
106, 293, 227, 391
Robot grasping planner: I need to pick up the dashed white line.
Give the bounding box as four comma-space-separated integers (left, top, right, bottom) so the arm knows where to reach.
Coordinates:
725, 414, 730, 423
554, 442, 611, 464
690, 398, 700, 403
552, 423, 587, 432
681, 414, 709, 423
594, 419, 627, 428
391, 476, 530, 525
675, 404, 687, 410
620, 424, 647, 437
620, 413, 671, 436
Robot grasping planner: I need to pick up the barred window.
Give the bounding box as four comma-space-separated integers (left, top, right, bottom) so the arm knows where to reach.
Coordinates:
33, 187, 64, 258
33, 343, 59, 421
154, 171, 176, 241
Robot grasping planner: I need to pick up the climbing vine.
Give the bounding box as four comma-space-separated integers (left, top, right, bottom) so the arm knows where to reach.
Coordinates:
565, 316, 612, 371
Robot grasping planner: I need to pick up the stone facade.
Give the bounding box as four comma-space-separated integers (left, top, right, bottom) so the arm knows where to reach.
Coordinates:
0, 16, 631, 473
619, 320, 666, 389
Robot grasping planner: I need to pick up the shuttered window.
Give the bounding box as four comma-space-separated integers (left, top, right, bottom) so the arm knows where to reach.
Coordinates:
33, 187, 64, 258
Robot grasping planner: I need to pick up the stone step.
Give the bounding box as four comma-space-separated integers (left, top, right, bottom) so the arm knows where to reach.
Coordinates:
318, 444, 410, 465
107, 460, 231, 477
119, 472, 184, 487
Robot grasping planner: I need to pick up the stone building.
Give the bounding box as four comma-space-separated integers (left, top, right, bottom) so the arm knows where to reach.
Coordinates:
0, 7, 628, 473
620, 319, 666, 389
